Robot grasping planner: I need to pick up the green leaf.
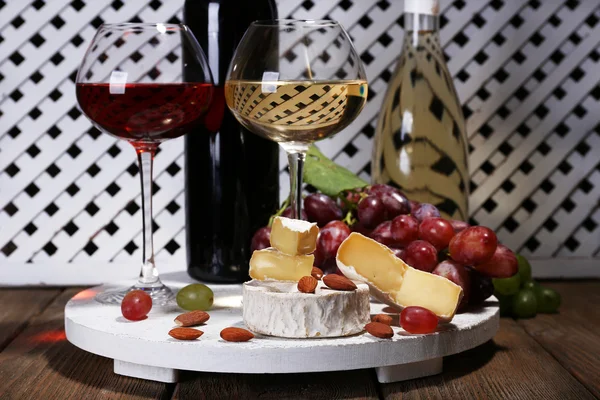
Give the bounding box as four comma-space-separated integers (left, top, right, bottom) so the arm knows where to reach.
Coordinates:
303, 145, 368, 197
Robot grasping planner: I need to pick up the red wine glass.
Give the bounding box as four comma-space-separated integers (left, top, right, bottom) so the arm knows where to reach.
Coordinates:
76, 23, 214, 305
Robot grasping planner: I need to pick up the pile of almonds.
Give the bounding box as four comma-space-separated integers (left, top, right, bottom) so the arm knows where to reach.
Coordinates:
298, 267, 357, 294
365, 314, 398, 338
168, 310, 254, 342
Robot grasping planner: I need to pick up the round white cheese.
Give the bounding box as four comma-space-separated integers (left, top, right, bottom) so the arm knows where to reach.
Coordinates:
242, 279, 370, 338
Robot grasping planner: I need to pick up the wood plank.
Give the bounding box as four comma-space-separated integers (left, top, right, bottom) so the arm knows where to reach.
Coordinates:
0, 289, 174, 400
380, 318, 594, 400
0, 288, 61, 351
174, 369, 379, 400
517, 281, 600, 398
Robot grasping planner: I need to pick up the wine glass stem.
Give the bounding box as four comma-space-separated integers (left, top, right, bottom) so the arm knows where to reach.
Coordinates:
136, 145, 159, 286
287, 151, 306, 219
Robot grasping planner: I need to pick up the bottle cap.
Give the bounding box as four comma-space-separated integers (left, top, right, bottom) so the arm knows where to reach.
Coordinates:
404, 0, 440, 16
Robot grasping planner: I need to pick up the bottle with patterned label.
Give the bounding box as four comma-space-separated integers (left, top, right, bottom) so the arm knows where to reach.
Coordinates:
372, 0, 469, 221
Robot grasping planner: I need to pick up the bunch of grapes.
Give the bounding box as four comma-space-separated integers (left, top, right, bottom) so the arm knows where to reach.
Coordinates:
493, 254, 561, 318
251, 184, 520, 311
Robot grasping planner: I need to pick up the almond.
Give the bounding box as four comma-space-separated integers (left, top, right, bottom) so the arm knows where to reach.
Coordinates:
311, 266, 324, 280
365, 322, 394, 339
298, 276, 318, 294
220, 327, 254, 342
323, 274, 357, 291
372, 314, 393, 326
169, 327, 203, 340
174, 310, 210, 327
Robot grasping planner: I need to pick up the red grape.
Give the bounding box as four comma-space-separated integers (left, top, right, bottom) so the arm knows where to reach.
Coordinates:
281, 206, 308, 220
449, 226, 498, 266
418, 218, 455, 251
251, 227, 271, 252
121, 290, 152, 321
365, 185, 410, 219
366, 184, 397, 196
313, 243, 325, 268
390, 247, 406, 260
409, 200, 420, 214
391, 215, 419, 246
357, 195, 386, 228
370, 221, 396, 247
352, 221, 373, 237
320, 257, 338, 274
381, 192, 411, 219
468, 267, 494, 306
473, 244, 518, 278
450, 219, 470, 233
304, 193, 343, 227
432, 260, 471, 310
316, 220, 351, 264
403, 240, 438, 272
400, 306, 438, 334
412, 203, 441, 222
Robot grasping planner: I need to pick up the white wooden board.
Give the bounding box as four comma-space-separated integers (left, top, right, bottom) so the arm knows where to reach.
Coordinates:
64, 272, 499, 383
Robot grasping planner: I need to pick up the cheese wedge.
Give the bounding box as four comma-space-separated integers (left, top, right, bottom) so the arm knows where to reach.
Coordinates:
336, 233, 462, 322
270, 217, 319, 255
249, 247, 314, 281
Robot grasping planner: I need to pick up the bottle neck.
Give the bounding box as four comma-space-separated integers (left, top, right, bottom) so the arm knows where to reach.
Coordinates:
404, 12, 439, 47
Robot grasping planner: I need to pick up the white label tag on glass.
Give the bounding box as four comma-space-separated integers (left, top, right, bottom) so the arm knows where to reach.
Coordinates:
109, 70, 128, 94
405, 0, 439, 15
261, 71, 279, 93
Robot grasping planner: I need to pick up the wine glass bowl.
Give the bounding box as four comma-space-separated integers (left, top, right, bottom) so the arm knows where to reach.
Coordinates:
225, 20, 368, 218
77, 23, 213, 146
76, 23, 214, 305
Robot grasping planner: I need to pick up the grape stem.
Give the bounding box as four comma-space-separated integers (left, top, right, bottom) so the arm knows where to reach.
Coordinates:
342, 209, 356, 226
268, 197, 290, 227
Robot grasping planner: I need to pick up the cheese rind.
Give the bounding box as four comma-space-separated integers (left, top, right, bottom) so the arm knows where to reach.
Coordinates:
249, 247, 313, 282
270, 216, 319, 255
243, 280, 370, 338
336, 233, 462, 322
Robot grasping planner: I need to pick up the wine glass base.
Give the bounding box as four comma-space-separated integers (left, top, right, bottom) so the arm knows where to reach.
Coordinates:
95, 284, 175, 306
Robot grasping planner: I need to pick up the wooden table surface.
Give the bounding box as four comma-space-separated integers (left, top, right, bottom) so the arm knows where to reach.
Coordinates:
0, 281, 598, 399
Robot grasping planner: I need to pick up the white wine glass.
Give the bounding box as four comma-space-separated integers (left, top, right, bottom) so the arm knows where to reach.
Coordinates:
224, 20, 368, 219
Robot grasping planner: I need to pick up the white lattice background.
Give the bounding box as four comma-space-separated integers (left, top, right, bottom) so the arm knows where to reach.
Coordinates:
1, 0, 599, 284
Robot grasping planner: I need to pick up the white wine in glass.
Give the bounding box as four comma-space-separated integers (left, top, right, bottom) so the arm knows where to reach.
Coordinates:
225, 20, 368, 218
225, 80, 367, 143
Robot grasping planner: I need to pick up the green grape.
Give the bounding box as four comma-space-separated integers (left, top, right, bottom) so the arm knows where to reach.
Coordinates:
512, 289, 537, 319
516, 254, 532, 282
522, 280, 539, 291
176, 284, 214, 311
496, 294, 513, 317
493, 273, 521, 296
535, 286, 561, 313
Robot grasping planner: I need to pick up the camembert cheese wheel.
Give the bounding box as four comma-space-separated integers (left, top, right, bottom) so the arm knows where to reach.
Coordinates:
242, 280, 370, 338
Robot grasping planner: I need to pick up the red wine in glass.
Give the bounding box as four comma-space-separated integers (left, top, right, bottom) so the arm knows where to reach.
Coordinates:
76, 82, 214, 145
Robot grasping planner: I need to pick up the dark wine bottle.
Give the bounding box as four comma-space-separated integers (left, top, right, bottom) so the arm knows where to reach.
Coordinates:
183, 0, 279, 282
